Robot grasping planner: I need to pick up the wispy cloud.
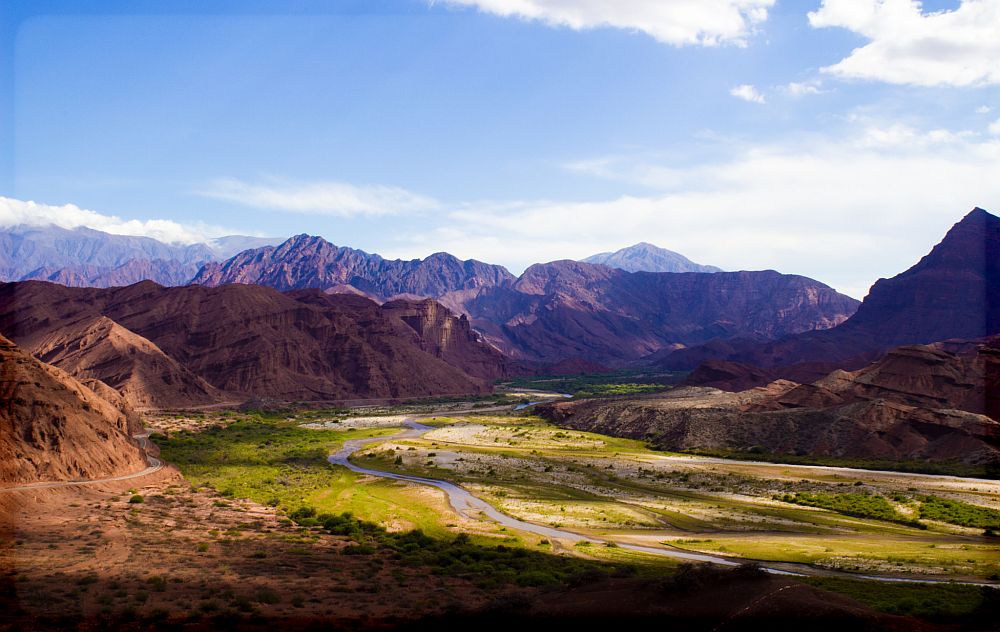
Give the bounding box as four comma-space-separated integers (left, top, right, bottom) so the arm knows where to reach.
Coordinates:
730, 84, 766, 103
784, 80, 823, 97
438, 0, 775, 46
198, 178, 439, 217
809, 0, 1000, 87
0, 196, 226, 244
977, 105, 992, 114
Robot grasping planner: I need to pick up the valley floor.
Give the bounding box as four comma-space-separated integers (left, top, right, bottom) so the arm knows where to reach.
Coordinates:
3, 397, 999, 629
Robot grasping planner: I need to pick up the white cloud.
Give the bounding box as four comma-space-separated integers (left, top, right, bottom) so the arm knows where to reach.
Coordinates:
990, 117, 1000, 136
390, 124, 1000, 299
808, 0, 1000, 87
439, 0, 775, 46
0, 196, 224, 244
730, 84, 766, 103
785, 80, 823, 97
977, 105, 992, 114
198, 178, 439, 217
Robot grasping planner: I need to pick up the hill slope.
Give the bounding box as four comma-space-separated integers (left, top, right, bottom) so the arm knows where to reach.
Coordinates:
0, 334, 147, 485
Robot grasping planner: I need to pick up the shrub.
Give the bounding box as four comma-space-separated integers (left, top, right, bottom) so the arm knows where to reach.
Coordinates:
128, 495, 144, 504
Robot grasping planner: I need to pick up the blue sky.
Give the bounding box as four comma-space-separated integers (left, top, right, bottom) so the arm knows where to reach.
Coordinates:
1, 0, 999, 298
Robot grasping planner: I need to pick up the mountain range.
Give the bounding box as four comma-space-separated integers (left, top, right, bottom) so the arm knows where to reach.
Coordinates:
0, 224, 280, 288
0, 206, 996, 417
191, 236, 858, 366
191, 233, 516, 300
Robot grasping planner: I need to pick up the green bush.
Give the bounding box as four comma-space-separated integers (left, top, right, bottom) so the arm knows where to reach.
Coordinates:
128, 494, 144, 504
780, 492, 924, 528
919, 496, 1000, 530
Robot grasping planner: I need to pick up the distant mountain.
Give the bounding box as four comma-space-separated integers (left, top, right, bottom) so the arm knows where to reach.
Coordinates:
0, 224, 282, 287
444, 260, 859, 365
20, 258, 199, 287
583, 242, 722, 273
191, 234, 516, 300
0, 334, 147, 485
659, 207, 1000, 373
0, 281, 512, 404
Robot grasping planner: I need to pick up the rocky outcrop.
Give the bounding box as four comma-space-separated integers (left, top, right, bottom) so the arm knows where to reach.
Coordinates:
539, 339, 1000, 467
583, 242, 722, 273
0, 334, 147, 485
543, 392, 999, 466
0, 281, 511, 404
191, 234, 516, 300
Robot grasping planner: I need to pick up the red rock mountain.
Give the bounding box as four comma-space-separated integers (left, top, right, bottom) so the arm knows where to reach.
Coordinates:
448, 261, 859, 365
0, 334, 147, 485
191, 234, 516, 300
662, 207, 1000, 373
0, 281, 511, 404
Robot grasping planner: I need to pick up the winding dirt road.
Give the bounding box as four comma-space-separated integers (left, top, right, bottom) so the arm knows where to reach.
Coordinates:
0, 432, 163, 493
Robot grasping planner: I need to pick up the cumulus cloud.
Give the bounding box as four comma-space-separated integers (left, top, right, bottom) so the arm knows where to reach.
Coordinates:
977, 105, 992, 114
438, 0, 775, 46
990, 118, 1000, 136
198, 178, 439, 217
390, 124, 1000, 299
0, 196, 224, 244
730, 84, 766, 103
808, 0, 1000, 87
